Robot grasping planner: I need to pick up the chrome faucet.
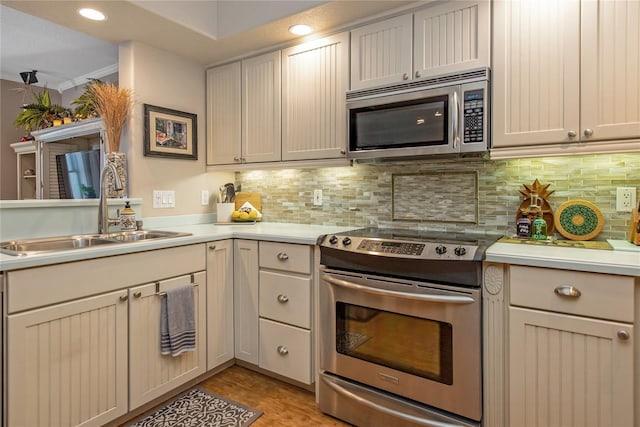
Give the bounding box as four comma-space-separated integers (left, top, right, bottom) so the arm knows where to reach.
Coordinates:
98, 162, 123, 234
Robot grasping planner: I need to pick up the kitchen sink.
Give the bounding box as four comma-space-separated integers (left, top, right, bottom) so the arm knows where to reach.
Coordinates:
0, 230, 192, 256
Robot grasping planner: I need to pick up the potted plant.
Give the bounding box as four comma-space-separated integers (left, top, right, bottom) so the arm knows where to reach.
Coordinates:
70, 78, 102, 121
14, 88, 70, 132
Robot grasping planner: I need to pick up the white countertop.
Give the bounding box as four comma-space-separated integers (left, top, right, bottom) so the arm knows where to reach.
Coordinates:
486, 240, 640, 276
0, 222, 356, 272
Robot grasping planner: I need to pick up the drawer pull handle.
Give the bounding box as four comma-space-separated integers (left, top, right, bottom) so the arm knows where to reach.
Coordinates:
277, 252, 289, 261
119, 294, 129, 302
617, 330, 630, 341
209, 244, 216, 250
277, 345, 289, 355
554, 285, 581, 298
277, 294, 289, 303
133, 292, 142, 299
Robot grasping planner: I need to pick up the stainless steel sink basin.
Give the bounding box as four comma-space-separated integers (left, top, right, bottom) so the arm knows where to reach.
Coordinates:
0, 230, 192, 256
105, 230, 192, 242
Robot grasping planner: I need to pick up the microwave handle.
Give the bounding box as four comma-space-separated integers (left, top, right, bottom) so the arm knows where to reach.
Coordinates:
452, 90, 460, 149
323, 274, 475, 304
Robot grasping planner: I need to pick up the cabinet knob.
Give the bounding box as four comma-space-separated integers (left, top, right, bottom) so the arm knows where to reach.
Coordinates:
119, 294, 129, 302
233, 157, 241, 162
340, 150, 346, 155
277, 294, 289, 303
567, 130, 577, 138
277, 252, 289, 261
415, 71, 421, 78
554, 285, 581, 298
402, 73, 409, 80
583, 128, 594, 137
209, 244, 216, 250
133, 291, 142, 299
617, 330, 631, 341
277, 345, 289, 355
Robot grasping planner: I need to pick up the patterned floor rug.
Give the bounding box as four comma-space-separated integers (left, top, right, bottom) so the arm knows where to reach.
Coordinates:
129, 387, 263, 427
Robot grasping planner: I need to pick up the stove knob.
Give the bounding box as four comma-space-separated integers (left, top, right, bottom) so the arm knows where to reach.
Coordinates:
435, 245, 447, 255
454, 246, 467, 256
342, 237, 352, 246
329, 235, 338, 245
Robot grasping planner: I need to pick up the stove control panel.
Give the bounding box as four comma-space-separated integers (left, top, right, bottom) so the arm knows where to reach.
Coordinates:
357, 239, 425, 256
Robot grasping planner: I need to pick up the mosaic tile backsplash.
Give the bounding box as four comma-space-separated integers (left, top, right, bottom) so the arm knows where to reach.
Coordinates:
236, 152, 640, 240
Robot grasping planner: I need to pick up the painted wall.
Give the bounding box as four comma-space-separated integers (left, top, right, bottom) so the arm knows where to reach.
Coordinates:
0, 81, 62, 200
237, 152, 640, 240
119, 41, 233, 217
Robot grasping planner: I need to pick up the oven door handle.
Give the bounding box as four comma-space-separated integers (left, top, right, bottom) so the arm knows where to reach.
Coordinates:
321, 374, 467, 427
323, 274, 475, 304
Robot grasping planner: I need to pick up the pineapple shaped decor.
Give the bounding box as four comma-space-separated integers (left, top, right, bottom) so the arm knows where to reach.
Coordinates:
516, 179, 555, 235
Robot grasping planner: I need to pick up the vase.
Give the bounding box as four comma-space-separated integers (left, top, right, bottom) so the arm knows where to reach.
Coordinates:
106, 152, 128, 198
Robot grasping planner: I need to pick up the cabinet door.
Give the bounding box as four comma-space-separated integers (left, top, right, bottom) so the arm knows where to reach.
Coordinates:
509, 307, 634, 427
282, 32, 349, 161
350, 14, 413, 90
206, 240, 234, 370
242, 51, 282, 163
207, 62, 241, 165
581, 0, 640, 142
7, 290, 128, 427
128, 272, 207, 410
234, 239, 259, 364
414, 1, 490, 79
492, 0, 581, 147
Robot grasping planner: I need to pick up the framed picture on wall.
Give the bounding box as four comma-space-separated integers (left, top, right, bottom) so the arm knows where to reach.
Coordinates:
143, 104, 197, 160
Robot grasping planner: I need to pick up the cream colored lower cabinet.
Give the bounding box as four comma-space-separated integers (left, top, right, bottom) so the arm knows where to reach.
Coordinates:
483, 262, 637, 427
206, 240, 235, 369
4, 244, 206, 427
7, 290, 129, 427
509, 307, 634, 427
128, 272, 207, 410
233, 239, 260, 364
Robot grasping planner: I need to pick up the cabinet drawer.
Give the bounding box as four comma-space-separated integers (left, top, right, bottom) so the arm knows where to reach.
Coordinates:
510, 266, 634, 322
259, 241, 311, 274
259, 271, 311, 328
259, 318, 312, 384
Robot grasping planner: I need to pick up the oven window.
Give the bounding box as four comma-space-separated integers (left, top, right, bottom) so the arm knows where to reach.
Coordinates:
336, 302, 453, 385
349, 96, 448, 150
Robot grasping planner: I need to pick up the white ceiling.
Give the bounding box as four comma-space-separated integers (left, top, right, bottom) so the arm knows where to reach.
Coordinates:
0, 0, 418, 93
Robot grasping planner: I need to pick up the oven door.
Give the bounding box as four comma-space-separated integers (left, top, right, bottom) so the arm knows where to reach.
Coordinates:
319, 268, 482, 422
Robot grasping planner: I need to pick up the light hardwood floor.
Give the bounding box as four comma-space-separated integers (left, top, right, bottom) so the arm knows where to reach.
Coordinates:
199, 365, 351, 426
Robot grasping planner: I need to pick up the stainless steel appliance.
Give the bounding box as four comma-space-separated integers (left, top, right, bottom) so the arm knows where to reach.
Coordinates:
347, 68, 489, 160
318, 228, 499, 427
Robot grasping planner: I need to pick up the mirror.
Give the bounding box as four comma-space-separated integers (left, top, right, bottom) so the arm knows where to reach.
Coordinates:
0, 4, 118, 201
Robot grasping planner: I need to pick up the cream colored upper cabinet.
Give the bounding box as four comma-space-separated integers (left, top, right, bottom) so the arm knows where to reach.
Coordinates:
207, 62, 241, 165
206, 51, 281, 165
282, 32, 349, 161
493, 0, 640, 150
350, 14, 413, 90
413, 1, 490, 78
350, 2, 490, 91
242, 51, 282, 163
581, 0, 640, 142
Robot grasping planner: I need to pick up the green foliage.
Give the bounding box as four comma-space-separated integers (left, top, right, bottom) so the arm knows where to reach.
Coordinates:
71, 78, 103, 120
14, 88, 71, 132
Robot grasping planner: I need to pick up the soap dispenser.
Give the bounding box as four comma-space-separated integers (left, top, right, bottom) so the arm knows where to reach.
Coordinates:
119, 201, 136, 231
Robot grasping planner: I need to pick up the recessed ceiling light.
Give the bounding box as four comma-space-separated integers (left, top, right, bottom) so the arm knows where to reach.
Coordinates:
289, 24, 313, 36
78, 8, 107, 21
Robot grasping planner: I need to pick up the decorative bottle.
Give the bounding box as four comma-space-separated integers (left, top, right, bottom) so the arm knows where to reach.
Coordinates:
531, 212, 548, 240
516, 212, 531, 238
119, 201, 136, 231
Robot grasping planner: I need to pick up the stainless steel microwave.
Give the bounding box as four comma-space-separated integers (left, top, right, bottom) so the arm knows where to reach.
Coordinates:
347, 68, 490, 160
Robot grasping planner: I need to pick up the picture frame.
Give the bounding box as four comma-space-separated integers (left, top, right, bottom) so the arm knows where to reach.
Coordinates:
144, 104, 197, 160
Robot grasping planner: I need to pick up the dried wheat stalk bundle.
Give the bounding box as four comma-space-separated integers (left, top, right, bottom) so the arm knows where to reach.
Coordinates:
89, 82, 132, 153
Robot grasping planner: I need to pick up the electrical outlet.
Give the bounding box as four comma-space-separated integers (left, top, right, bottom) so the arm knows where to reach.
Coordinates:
313, 189, 323, 206
201, 190, 209, 206
616, 187, 636, 212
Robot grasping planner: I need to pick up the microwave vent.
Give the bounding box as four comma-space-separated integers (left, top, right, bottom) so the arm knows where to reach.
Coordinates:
347, 68, 490, 101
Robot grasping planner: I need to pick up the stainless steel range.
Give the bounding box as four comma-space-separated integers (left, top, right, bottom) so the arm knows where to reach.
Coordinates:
318, 228, 499, 427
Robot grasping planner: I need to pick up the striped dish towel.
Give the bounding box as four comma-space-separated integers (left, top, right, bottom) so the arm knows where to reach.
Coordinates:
160, 285, 196, 357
